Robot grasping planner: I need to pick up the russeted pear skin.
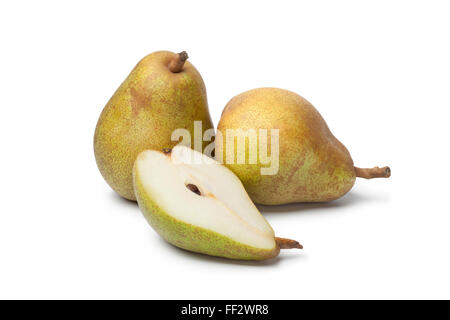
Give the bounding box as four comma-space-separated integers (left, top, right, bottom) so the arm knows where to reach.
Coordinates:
217, 88, 390, 205
94, 51, 214, 201
133, 146, 302, 260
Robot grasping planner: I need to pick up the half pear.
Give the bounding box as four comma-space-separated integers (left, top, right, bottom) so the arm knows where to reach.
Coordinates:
133, 145, 302, 260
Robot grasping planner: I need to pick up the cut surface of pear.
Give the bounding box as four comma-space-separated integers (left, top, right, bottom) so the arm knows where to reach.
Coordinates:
133, 145, 302, 260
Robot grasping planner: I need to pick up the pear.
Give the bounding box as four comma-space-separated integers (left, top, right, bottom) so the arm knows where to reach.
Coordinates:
133, 145, 302, 260
217, 88, 390, 205
94, 51, 214, 201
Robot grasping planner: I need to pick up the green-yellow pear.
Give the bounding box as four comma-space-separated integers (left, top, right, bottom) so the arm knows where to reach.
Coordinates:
94, 51, 214, 201
217, 88, 390, 205
133, 146, 302, 260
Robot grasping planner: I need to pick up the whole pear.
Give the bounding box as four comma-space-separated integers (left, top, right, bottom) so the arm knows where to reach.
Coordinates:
94, 51, 213, 201
217, 88, 390, 205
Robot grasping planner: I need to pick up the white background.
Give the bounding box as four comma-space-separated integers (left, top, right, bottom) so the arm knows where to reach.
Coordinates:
1, 0, 449, 299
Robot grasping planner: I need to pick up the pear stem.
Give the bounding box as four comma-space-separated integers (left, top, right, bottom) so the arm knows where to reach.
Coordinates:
275, 237, 303, 249
355, 166, 391, 179
168, 51, 188, 73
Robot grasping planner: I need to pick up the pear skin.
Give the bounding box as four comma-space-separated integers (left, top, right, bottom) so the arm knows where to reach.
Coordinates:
217, 88, 390, 205
94, 51, 214, 201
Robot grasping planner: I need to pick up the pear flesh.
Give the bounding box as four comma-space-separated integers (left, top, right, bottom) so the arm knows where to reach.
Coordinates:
217, 88, 390, 205
94, 51, 214, 201
133, 146, 302, 260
